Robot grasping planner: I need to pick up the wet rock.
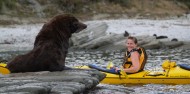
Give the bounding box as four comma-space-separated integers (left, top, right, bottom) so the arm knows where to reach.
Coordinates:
0, 69, 106, 94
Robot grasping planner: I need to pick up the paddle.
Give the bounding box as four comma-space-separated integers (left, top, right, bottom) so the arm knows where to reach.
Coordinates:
119, 67, 127, 77
106, 61, 114, 69
106, 61, 127, 77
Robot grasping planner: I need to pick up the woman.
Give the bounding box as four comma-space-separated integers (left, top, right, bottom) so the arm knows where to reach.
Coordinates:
115, 36, 147, 73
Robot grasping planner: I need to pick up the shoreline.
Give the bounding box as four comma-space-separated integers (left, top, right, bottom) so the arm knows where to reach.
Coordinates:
175, 41, 190, 49
0, 18, 189, 52
0, 41, 189, 53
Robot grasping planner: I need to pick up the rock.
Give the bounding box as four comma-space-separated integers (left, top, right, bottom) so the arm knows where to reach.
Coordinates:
136, 35, 156, 45
176, 41, 190, 49
71, 22, 108, 47
162, 41, 184, 48
70, 22, 185, 50
92, 35, 158, 51
142, 40, 161, 49
157, 38, 170, 43
88, 84, 134, 94
78, 33, 125, 49
0, 69, 106, 94
96, 43, 125, 51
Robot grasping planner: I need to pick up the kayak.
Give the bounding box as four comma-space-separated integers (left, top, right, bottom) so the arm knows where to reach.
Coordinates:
1, 60, 190, 84
0, 62, 10, 75
75, 60, 190, 84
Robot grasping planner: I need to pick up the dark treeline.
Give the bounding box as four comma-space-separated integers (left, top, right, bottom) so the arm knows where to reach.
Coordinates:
0, 0, 189, 19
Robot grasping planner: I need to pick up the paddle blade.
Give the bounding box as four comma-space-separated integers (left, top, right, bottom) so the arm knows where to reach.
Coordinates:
106, 61, 114, 69
119, 67, 127, 77
0, 63, 7, 67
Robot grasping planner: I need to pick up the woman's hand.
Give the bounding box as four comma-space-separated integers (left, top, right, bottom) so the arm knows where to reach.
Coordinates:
115, 67, 120, 73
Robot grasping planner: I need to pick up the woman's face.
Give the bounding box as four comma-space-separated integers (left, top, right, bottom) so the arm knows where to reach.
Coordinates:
126, 39, 137, 51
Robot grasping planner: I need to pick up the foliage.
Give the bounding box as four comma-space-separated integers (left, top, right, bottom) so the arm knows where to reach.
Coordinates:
107, 0, 130, 6
53, 0, 92, 13
0, 0, 189, 18
0, 0, 17, 10
177, 0, 190, 8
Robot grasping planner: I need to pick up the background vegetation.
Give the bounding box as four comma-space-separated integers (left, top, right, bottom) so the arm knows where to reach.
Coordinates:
0, 0, 189, 24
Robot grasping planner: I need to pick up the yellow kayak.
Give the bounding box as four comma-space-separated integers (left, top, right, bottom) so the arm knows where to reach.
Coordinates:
2, 60, 190, 84
0, 62, 10, 75
75, 60, 190, 84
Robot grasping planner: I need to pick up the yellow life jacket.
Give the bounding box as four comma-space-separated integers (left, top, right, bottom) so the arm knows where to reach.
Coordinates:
123, 47, 147, 72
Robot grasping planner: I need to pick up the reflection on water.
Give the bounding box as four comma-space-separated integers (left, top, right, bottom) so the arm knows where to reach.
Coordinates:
1, 49, 190, 94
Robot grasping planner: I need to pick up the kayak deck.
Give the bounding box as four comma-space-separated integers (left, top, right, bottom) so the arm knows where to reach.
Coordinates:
77, 64, 190, 84
102, 67, 190, 84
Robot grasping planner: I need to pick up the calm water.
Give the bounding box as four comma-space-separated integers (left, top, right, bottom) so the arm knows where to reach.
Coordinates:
1, 48, 190, 94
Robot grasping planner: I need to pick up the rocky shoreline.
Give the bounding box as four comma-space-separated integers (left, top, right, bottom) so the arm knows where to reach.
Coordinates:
0, 69, 106, 94
70, 22, 189, 51
0, 67, 136, 94
0, 18, 190, 52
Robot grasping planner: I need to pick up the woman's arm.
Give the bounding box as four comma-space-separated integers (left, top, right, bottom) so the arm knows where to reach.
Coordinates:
123, 51, 140, 73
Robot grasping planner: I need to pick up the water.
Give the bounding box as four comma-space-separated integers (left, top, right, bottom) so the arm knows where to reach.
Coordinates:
66, 49, 190, 94
1, 48, 190, 94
